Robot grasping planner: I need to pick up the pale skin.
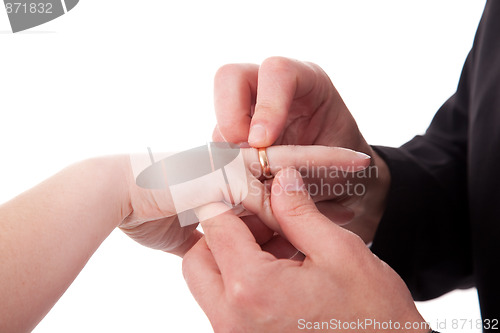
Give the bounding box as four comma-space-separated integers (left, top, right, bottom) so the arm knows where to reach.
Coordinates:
0, 145, 368, 332
184, 168, 429, 333
182, 56, 429, 331
1, 56, 427, 332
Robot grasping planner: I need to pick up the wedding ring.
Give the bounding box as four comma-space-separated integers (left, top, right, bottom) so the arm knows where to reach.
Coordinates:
258, 147, 273, 180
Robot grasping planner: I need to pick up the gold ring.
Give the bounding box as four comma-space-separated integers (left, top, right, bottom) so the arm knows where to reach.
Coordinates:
258, 147, 273, 180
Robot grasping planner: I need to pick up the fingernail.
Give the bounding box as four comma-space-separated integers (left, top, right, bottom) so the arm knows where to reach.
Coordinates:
289, 250, 306, 261
355, 151, 371, 160
354, 152, 371, 171
248, 124, 267, 146
277, 168, 306, 192
237, 142, 251, 148
335, 147, 371, 171
337, 147, 371, 160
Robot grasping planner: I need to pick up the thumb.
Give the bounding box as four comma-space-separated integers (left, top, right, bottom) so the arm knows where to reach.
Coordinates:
271, 167, 341, 259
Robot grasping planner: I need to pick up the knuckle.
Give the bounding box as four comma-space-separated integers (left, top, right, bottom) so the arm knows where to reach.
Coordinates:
285, 200, 320, 218
254, 100, 279, 116
338, 230, 371, 264
226, 278, 257, 305
261, 56, 294, 74
304, 61, 325, 76
344, 231, 366, 249
214, 63, 241, 82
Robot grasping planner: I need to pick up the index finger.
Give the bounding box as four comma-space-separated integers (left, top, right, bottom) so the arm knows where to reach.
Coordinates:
214, 63, 259, 143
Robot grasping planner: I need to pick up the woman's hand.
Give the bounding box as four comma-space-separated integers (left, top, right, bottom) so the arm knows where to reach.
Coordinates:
0, 145, 368, 332
120, 145, 370, 256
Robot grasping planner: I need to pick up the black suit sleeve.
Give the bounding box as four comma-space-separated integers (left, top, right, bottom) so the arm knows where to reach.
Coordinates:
370, 49, 475, 301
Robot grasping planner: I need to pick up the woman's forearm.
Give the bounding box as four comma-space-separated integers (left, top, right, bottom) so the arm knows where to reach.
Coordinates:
0, 156, 132, 332
0, 145, 372, 332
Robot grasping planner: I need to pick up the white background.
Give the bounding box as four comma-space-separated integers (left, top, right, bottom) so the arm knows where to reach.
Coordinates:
0, 1, 486, 332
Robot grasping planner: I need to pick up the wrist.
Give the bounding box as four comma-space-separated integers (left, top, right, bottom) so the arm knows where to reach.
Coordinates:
80, 155, 133, 225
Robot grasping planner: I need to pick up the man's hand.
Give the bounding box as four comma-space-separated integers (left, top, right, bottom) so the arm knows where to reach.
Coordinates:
213, 57, 390, 242
183, 168, 428, 333
213, 57, 363, 149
